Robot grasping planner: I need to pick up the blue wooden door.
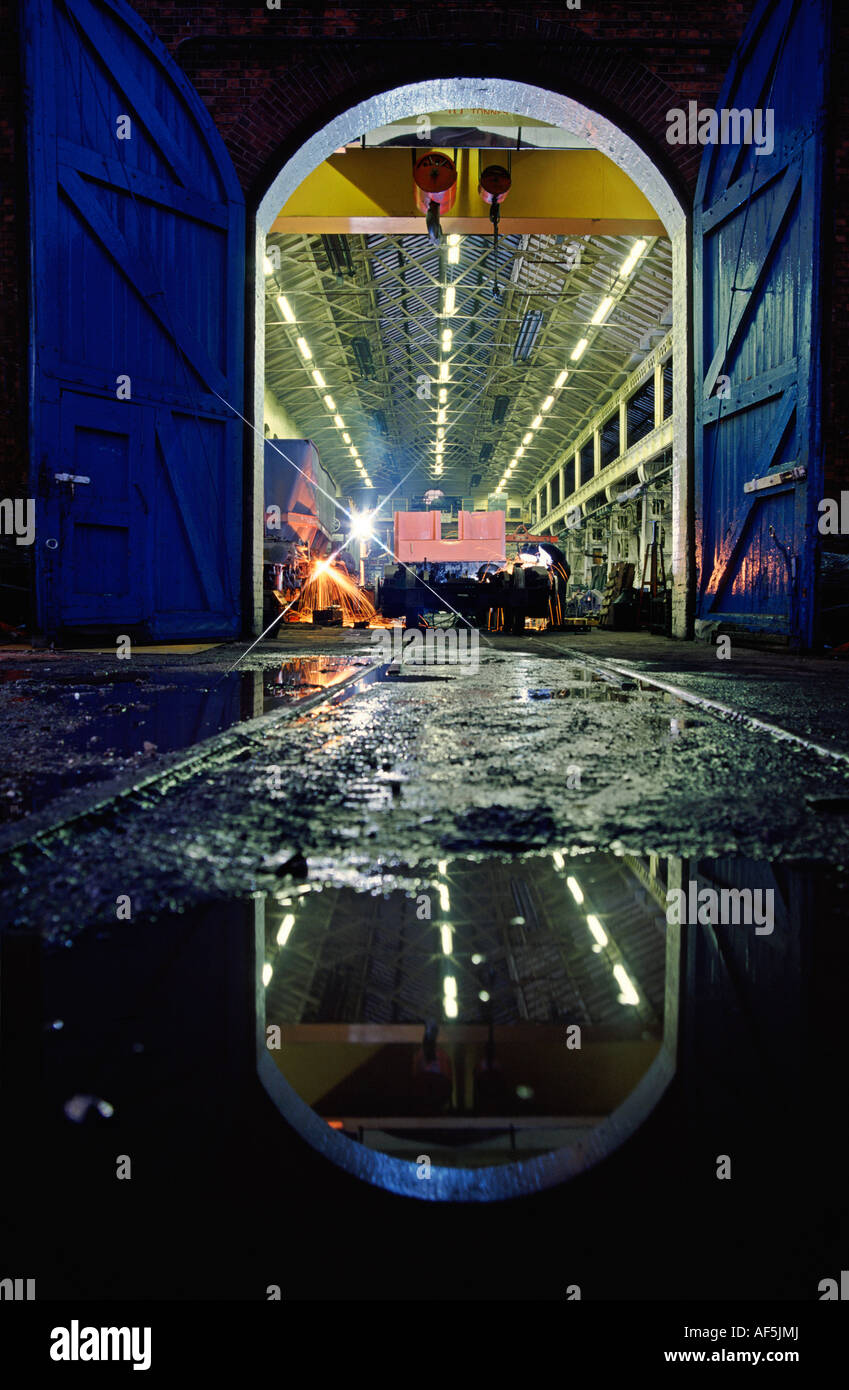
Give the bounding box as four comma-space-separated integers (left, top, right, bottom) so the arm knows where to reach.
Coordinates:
25, 0, 244, 640
693, 0, 827, 646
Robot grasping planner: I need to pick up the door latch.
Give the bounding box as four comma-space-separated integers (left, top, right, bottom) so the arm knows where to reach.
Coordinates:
53, 473, 91, 500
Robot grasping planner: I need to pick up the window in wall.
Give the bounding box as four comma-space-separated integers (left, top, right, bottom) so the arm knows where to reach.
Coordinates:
579, 441, 594, 487
662, 359, 673, 419
550, 474, 560, 509
627, 374, 655, 448
600, 414, 620, 468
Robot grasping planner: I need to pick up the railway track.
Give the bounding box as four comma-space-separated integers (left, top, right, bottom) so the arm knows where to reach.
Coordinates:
0, 658, 386, 868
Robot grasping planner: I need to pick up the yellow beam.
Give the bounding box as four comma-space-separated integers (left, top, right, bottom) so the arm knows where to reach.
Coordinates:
272, 148, 666, 237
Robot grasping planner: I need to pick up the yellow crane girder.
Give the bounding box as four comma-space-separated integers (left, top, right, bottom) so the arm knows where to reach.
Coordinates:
272, 148, 666, 236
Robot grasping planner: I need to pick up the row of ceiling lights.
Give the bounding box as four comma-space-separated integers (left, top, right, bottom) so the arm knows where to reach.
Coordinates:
268, 233, 646, 494
492, 238, 648, 497
265, 257, 374, 490
432, 237, 461, 479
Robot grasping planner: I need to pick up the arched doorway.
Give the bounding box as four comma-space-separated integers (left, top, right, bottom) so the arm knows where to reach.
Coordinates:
251, 78, 690, 641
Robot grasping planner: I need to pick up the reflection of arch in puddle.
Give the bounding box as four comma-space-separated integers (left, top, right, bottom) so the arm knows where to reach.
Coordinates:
256, 851, 683, 1201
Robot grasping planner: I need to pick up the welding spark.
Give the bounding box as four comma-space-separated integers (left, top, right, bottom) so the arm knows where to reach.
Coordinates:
209, 389, 495, 663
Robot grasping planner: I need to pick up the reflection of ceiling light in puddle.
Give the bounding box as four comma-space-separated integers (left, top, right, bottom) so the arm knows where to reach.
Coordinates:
276, 913, 295, 946
478, 989, 490, 1002
587, 914, 608, 947
471, 952, 485, 965
614, 964, 639, 1005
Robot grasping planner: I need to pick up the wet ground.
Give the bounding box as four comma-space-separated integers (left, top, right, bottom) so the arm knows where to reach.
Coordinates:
1, 630, 848, 934
0, 649, 374, 822
2, 629, 846, 1303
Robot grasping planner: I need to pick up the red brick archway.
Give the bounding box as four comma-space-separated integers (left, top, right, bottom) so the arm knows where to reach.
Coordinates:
167, 7, 749, 209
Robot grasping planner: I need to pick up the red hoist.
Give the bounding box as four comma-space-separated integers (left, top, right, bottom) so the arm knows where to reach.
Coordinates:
478, 164, 512, 295
413, 152, 458, 246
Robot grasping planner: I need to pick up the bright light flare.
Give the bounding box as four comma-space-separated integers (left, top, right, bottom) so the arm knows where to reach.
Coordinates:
349, 511, 373, 541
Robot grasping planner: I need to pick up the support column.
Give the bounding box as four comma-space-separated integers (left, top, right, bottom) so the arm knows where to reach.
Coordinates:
654, 360, 665, 428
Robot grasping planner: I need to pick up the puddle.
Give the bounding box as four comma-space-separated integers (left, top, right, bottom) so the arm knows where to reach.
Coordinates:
0, 657, 374, 821
257, 852, 664, 1165
35, 845, 841, 1177
261, 657, 374, 709
517, 685, 632, 703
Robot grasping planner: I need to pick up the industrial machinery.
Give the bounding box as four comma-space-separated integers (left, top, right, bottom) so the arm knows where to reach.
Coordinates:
374, 510, 570, 633
263, 439, 369, 627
